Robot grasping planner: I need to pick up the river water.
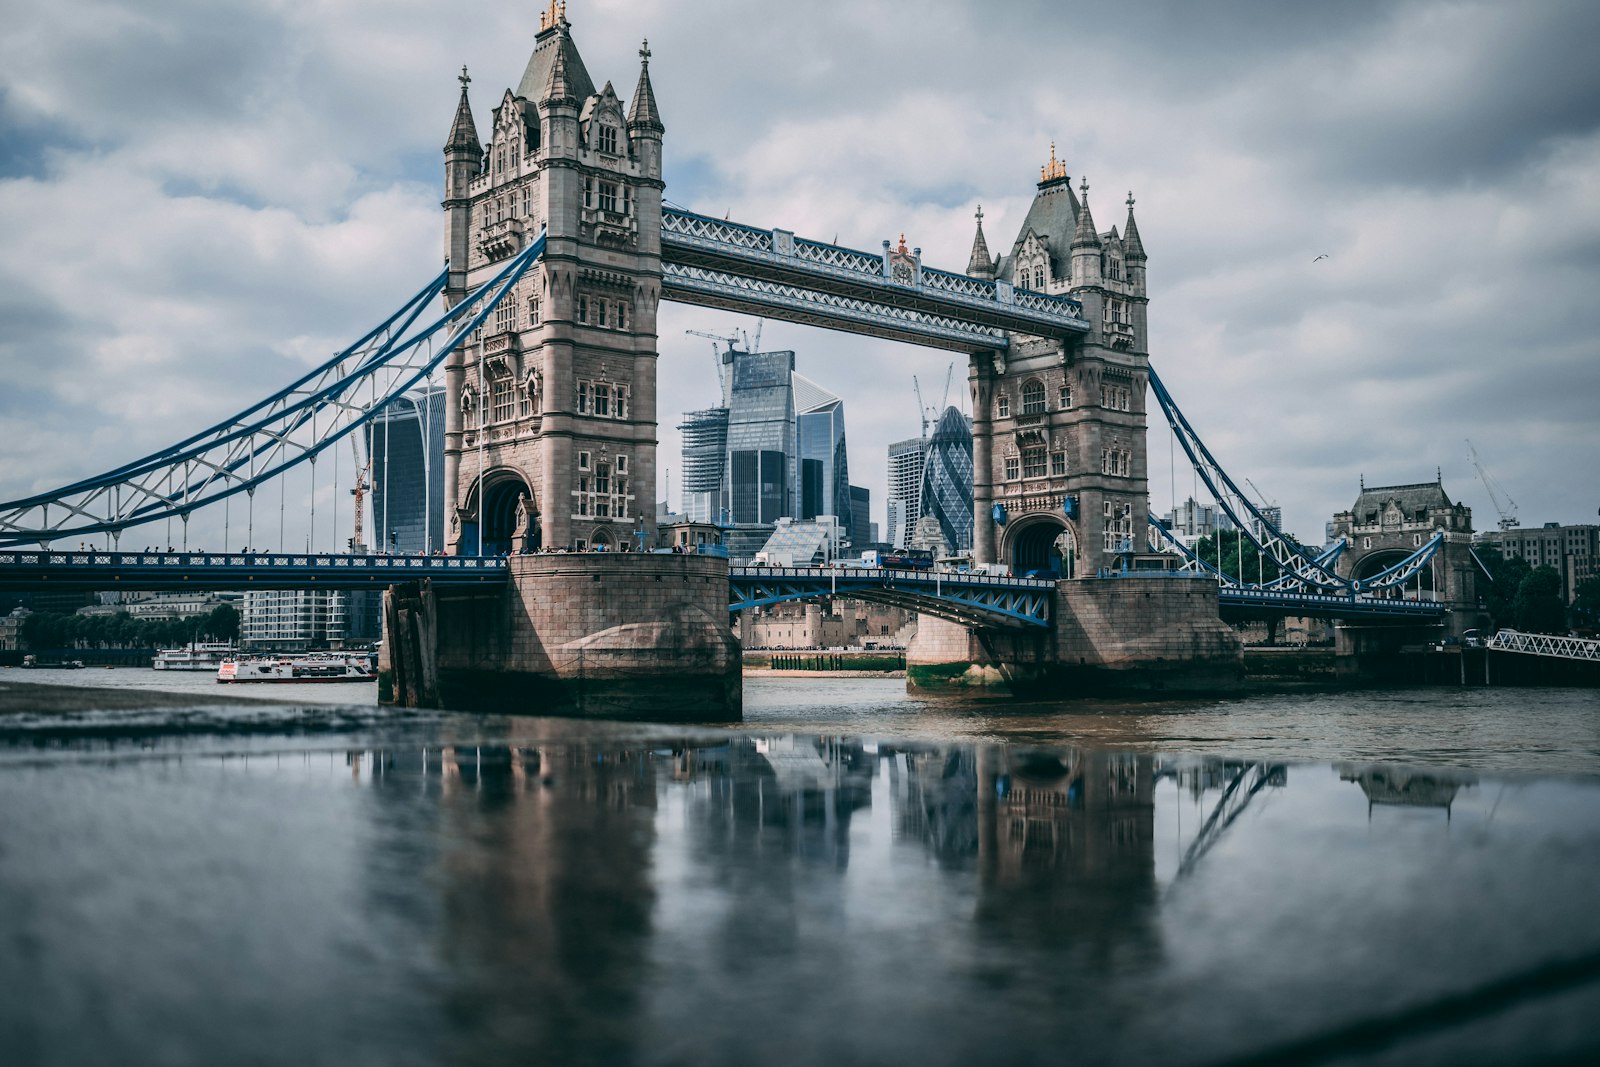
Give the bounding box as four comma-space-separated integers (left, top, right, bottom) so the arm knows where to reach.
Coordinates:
2, 670, 1598, 1065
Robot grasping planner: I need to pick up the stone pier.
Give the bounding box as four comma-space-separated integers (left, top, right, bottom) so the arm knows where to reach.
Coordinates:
385, 554, 741, 720
907, 577, 1243, 695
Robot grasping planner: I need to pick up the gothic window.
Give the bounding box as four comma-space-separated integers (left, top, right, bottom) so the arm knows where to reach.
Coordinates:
578, 451, 590, 471
1103, 501, 1133, 552
594, 384, 611, 417
527, 297, 540, 326
1022, 448, 1046, 478
576, 478, 589, 514
1022, 379, 1046, 415
491, 378, 515, 423
616, 455, 627, 474
584, 180, 593, 208
595, 462, 611, 495
522, 185, 532, 216
616, 301, 628, 329
577, 295, 588, 323
494, 300, 516, 333
497, 146, 505, 174
577, 381, 591, 414
519, 386, 533, 418
996, 394, 1010, 419
1059, 384, 1072, 409
1050, 451, 1067, 477
599, 181, 618, 213
597, 301, 609, 328
1033, 266, 1045, 289
1004, 456, 1020, 480
598, 125, 618, 155
614, 384, 629, 419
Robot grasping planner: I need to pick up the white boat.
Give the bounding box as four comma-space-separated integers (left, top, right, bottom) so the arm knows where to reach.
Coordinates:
153, 642, 237, 671
217, 653, 376, 684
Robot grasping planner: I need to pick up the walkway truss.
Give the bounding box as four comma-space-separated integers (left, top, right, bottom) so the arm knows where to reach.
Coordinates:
729, 566, 1055, 630
660, 208, 1091, 352
1486, 629, 1600, 662
1145, 365, 1445, 609
0, 233, 548, 548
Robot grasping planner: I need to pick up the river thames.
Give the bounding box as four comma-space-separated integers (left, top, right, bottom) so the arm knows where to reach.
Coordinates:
2, 671, 1598, 1065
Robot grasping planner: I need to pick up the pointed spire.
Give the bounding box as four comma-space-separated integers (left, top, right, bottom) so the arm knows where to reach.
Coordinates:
628, 38, 664, 132
446, 66, 481, 154
542, 26, 578, 104
967, 205, 993, 277
1072, 177, 1102, 250
1040, 142, 1068, 184
1123, 190, 1146, 261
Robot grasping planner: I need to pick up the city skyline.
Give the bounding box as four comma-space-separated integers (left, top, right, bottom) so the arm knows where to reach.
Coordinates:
2, 1, 1597, 551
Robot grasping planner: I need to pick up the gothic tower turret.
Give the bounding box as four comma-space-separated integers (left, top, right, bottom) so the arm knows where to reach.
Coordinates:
442, 3, 666, 555
443, 67, 482, 299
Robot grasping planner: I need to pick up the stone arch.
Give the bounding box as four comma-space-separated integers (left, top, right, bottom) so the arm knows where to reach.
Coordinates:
462, 467, 537, 556
589, 525, 616, 550
1003, 512, 1078, 579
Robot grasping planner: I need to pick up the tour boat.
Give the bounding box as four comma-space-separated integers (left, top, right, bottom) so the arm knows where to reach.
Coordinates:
153, 642, 237, 671
217, 653, 376, 684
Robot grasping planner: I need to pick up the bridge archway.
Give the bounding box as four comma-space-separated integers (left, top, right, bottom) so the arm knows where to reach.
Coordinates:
1004, 514, 1077, 579
463, 469, 537, 556
1351, 548, 1435, 599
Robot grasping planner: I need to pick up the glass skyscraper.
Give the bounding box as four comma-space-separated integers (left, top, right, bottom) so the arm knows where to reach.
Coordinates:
366, 385, 447, 554
919, 406, 974, 554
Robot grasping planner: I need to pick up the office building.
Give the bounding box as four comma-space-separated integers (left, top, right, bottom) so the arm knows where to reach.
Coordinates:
918, 406, 974, 554
367, 385, 447, 554
886, 436, 927, 550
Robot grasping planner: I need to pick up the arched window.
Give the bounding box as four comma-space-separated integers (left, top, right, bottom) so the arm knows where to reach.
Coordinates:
1034, 265, 1045, 288
1021, 379, 1046, 415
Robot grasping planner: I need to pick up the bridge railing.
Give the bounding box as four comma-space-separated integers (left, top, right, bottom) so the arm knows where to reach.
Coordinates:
0, 550, 508, 573
729, 565, 1057, 591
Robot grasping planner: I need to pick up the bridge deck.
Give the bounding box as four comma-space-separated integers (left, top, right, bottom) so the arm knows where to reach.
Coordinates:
730, 565, 1057, 629
0, 550, 508, 591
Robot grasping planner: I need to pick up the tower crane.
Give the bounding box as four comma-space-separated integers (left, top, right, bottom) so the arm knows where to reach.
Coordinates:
348, 436, 371, 552
912, 361, 956, 437
1466, 439, 1519, 530
685, 327, 742, 405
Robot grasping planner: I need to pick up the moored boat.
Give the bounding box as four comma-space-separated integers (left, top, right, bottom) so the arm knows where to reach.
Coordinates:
217, 653, 375, 683
153, 642, 237, 671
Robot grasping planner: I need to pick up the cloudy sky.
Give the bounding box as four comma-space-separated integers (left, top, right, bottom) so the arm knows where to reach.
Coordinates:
3, 0, 1597, 551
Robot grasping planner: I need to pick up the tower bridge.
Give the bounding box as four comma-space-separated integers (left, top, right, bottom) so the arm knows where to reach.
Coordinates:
0, 5, 1482, 713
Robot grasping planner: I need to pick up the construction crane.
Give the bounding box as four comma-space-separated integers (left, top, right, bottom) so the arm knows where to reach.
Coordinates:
348, 436, 371, 552
685, 327, 741, 405
912, 361, 956, 437
1466, 439, 1519, 530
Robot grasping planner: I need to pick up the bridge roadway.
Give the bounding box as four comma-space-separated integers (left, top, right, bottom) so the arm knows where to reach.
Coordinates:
0, 551, 1447, 626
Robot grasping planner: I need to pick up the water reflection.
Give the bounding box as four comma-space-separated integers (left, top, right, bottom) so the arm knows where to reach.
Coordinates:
4, 735, 1599, 1065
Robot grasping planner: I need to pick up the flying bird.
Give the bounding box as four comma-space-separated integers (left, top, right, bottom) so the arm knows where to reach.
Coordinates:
1312, 253, 1330, 263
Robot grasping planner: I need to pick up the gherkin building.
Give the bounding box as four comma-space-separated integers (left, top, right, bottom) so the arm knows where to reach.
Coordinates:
919, 406, 973, 553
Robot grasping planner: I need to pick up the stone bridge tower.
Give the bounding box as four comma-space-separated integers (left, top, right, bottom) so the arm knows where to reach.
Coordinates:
966, 146, 1149, 576
1329, 478, 1489, 636
441, 5, 664, 555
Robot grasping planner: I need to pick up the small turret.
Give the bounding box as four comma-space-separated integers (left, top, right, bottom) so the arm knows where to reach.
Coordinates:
1123, 191, 1146, 297
1070, 178, 1103, 287
444, 66, 482, 201
966, 205, 994, 279
628, 38, 664, 134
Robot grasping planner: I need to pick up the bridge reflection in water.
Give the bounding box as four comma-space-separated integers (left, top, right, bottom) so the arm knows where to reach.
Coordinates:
3, 734, 1598, 1065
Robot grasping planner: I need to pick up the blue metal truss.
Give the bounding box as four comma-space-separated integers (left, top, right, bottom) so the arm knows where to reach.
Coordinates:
0, 549, 508, 591
0, 232, 548, 548
1147, 365, 1444, 595
729, 566, 1054, 629
660, 208, 1089, 352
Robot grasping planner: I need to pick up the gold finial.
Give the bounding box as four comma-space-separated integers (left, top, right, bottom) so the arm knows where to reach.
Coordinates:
540, 0, 564, 31
1041, 142, 1067, 182
896, 233, 909, 255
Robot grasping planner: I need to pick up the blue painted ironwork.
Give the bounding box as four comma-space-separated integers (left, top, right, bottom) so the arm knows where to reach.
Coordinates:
0, 232, 548, 547
1147, 365, 1443, 595
0, 549, 508, 590
661, 208, 1088, 352
729, 565, 1054, 629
